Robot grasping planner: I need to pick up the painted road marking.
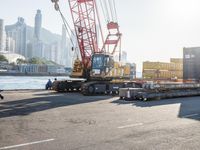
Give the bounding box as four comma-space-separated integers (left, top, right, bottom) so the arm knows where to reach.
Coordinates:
118, 123, 143, 129
182, 113, 199, 118
0, 139, 55, 150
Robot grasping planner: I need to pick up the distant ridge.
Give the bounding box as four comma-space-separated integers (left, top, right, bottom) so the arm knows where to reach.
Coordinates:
26, 26, 61, 44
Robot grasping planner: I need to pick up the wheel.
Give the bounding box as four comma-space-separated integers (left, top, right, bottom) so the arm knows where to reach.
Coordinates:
58, 82, 66, 92
88, 85, 95, 94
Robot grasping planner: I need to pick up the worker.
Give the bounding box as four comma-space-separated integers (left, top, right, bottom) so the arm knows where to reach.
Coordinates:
45, 79, 52, 90
0, 90, 4, 100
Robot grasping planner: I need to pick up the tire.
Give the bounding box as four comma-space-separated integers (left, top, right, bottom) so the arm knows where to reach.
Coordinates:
88, 85, 95, 94
58, 82, 66, 92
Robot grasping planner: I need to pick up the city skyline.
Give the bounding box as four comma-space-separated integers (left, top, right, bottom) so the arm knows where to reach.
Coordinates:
2, 0, 200, 71
1, 9, 73, 67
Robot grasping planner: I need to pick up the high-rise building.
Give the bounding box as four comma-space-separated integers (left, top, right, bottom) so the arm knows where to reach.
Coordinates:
5, 17, 27, 56
6, 37, 15, 52
32, 10, 44, 58
121, 51, 127, 63
34, 10, 42, 40
61, 24, 74, 67
61, 25, 67, 66
0, 19, 3, 51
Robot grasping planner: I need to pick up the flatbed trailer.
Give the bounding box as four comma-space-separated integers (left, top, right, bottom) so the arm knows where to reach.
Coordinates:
119, 83, 200, 101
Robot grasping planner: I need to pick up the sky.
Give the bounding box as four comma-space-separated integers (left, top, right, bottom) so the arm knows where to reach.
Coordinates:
1, 0, 200, 71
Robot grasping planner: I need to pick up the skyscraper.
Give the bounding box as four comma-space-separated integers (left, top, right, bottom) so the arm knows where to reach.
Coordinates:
0, 19, 3, 51
121, 51, 127, 63
5, 17, 27, 56
61, 25, 68, 66
34, 9, 42, 40
32, 10, 44, 58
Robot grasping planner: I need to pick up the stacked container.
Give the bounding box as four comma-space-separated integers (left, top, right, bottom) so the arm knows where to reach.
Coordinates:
143, 58, 183, 79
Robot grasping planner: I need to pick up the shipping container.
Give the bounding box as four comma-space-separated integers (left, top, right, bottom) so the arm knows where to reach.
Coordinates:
183, 47, 200, 80
170, 58, 183, 64
143, 58, 183, 80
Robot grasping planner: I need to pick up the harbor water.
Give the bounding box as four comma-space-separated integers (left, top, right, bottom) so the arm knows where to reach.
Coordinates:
0, 76, 70, 90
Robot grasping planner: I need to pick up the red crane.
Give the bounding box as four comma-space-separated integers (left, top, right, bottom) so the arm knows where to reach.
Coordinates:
51, 0, 131, 95
52, 0, 121, 79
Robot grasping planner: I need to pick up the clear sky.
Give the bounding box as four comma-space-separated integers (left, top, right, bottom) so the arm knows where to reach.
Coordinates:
1, 0, 200, 71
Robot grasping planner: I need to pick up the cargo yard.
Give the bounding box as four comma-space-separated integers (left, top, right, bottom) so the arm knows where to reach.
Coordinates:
0, 90, 199, 150
1, 0, 200, 149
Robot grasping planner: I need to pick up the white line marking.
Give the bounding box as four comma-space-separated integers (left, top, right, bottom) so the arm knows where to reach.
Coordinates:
118, 123, 143, 129
182, 113, 199, 118
0, 139, 55, 150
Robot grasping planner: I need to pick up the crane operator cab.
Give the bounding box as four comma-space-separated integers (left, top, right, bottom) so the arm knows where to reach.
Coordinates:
90, 53, 114, 80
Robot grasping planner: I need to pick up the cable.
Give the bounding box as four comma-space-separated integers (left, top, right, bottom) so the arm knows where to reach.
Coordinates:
99, 0, 108, 23
52, 1, 76, 48
113, 0, 118, 22
58, 9, 75, 47
103, 0, 110, 21
108, 0, 114, 21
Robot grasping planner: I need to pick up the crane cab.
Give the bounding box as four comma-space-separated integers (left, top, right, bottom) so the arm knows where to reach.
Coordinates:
90, 53, 114, 80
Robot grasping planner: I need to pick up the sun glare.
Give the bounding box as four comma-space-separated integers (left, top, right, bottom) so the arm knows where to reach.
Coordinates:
169, 0, 199, 17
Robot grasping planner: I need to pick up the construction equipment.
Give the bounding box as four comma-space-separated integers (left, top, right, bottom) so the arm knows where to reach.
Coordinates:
119, 82, 200, 101
51, 0, 135, 95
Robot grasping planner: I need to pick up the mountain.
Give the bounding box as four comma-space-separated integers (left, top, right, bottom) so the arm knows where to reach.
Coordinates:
26, 26, 61, 44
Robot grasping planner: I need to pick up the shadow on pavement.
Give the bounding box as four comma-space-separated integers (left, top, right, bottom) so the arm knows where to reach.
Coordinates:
112, 96, 200, 121
0, 92, 112, 118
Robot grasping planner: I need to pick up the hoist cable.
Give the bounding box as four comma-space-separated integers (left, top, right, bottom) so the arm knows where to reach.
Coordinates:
113, 0, 118, 22
108, 0, 114, 21
103, 0, 110, 21
99, 0, 108, 23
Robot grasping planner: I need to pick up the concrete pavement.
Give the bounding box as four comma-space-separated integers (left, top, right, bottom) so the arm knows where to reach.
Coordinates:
0, 90, 199, 150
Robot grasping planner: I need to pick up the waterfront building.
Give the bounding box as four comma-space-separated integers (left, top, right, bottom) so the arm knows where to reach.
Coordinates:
5, 17, 27, 57
0, 51, 25, 64
18, 64, 65, 74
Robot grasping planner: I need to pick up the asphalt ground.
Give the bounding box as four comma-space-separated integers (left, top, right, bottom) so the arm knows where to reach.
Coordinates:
0, 90, 199, 150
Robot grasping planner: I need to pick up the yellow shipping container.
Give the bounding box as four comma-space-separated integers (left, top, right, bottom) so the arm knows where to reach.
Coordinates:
159, 70, 171, 79
170, 58, 183, 64
170, 71, 183, 78
143, 69, 183, 79
143, 59, 183, 79
143, 69, 158, 79
109, 63, 131, 78
124, 64, 131, 76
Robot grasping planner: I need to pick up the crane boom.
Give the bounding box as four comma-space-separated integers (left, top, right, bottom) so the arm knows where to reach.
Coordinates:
69, 0, 99, 69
